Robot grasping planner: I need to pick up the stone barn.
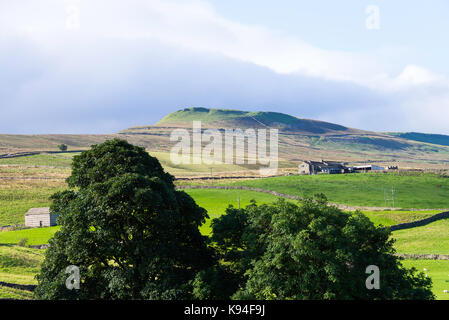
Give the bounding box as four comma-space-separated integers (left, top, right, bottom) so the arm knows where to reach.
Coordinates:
25, 207, 58, 227
298, 160, 350, 175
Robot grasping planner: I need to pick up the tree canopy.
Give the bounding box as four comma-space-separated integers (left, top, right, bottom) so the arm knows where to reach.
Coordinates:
211, 196, 434, 300
35, 139, 214, 299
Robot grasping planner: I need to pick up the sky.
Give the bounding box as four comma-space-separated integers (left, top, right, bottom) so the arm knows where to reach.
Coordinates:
1, 0, 449, 134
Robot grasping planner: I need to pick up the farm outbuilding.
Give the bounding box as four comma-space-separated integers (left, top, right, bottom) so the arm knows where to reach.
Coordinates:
298, 160, 352, 175
352, 165, 385, 172
25, 207, 58, 227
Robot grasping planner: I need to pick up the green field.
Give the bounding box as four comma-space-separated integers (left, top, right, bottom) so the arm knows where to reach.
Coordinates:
0, 285, 34, 299
0, 245, 44, 284
401, 260, 449, 300
1, 165, 449, 300
0, 154, 75, 167
0, 244, 44, 300
222, 172, 449, 209
0, 227, 60, 246
0, 178, 66, 226
392, 219, 449, 254
0, 189, 281, 245
1, 186, 449, 300
362, 210, 440, 227
183, 188, 286, 234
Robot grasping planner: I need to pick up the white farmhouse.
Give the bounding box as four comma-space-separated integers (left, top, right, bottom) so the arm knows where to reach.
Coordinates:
25, 207, 58, 227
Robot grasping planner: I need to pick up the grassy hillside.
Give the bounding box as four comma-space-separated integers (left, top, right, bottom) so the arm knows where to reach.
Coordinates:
401, 260, 449, 300
0, 153, 77, 167
0, 285, 34, 299
221, 172, 449, 209
363, 210, 440, 227
392, 219, 449, 254
0, 245, 44, 299
1, 185, 448, 300
389, 132, 449, 147
0, 245, 44, 284
0, 177, 67, 226
122, 107, 449, 168
155, 107, 350, 134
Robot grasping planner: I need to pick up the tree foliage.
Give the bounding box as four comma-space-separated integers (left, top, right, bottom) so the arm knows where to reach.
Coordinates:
35, 139, 214, 299
211, 196, 434, 300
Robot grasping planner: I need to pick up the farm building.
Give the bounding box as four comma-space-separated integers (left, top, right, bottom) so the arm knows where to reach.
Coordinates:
298, 160, 352, 175
352, 165, 385, 172
25, 207, 58, 227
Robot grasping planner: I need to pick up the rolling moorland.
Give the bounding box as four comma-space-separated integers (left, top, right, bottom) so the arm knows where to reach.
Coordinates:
1, 108, 449, 299
3, 107, 449, 171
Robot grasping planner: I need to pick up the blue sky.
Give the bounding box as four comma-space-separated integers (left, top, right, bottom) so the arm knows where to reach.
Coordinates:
210, 0, 449, 73
1, 0, 449, 134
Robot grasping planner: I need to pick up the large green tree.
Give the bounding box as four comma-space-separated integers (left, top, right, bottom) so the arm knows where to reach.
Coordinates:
211, 196, 434, 300
35, 139, 214, 299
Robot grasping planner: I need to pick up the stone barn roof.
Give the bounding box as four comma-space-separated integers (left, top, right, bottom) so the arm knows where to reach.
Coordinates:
25, 207, 51, 216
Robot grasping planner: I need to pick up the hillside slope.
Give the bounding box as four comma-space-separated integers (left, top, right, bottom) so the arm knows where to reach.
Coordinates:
118, 107, 449, 169
387, 132, 449, 147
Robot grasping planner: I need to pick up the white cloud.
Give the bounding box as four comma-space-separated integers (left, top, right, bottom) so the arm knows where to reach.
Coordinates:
0, 0, 448, 134
2, 0, 446, 90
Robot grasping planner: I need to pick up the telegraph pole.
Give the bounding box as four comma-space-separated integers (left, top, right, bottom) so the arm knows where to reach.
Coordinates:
392, 187, 395, 209
384, 187, 396, 209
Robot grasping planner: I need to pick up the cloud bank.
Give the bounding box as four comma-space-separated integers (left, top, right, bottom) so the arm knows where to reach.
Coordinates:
0, 0, 448, 134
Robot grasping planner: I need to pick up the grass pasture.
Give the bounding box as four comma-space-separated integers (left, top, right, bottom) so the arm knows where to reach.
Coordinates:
0, 244, 45, 300
0, 245, 44, 284
392, 219, 449, 255
0, 153, 75, 167
0, 285, 34, 299
183, 188, 287, 235
0, 227, 60, 246
362, 210, 441, 227
401, 260, 449, 300
0, 178, 66, 226
0, 152, 448, 300
223, 172, 449, 209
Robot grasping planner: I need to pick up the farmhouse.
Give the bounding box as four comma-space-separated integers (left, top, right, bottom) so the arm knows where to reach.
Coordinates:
25, 207, 58, 227
298, 160, 352, 175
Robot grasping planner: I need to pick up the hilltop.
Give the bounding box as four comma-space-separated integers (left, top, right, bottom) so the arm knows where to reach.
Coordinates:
152, 107, 352, 134
124, 107, 359, 135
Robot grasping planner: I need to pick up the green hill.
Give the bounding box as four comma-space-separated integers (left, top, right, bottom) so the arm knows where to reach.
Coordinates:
154, 107, 351, 134
118, 107, 449, 167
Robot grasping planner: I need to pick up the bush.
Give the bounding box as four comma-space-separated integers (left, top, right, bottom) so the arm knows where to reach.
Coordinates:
58, 144, 68, 152
17, 238, 28, 247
